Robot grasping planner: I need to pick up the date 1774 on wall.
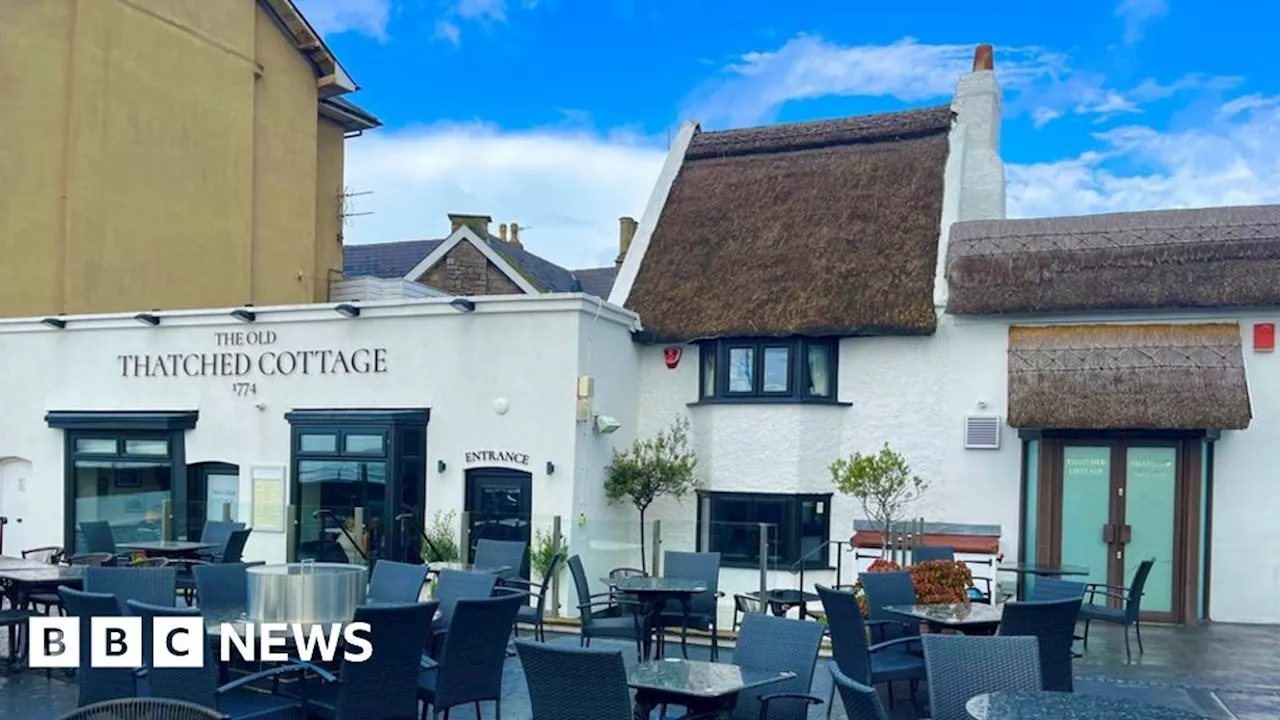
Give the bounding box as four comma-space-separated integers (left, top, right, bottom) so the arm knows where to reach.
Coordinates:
232, 382, 258, 396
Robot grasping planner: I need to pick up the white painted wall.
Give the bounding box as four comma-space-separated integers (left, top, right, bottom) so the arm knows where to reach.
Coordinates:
0, 295, 640, 571
634, 309, 1280, 624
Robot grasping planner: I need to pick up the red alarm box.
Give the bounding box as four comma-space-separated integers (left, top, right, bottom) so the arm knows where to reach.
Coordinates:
1255, 323, 1275, 352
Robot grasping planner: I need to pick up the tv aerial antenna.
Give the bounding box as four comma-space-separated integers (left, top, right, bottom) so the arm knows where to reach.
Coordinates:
339, 186, 374, 228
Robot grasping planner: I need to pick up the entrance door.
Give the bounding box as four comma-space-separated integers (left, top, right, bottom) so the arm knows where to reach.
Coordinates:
188, 462, 240, 540
464, 469, 532, 576
1056, 441, 1184, 622
0, 458, 34, 554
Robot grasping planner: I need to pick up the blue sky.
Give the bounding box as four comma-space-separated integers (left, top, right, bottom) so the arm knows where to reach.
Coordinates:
298, 0, 1280, 270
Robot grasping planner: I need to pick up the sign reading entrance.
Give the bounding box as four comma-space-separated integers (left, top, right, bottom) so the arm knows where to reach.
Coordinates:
464, 451, 530, 466
115, 332, 388, 393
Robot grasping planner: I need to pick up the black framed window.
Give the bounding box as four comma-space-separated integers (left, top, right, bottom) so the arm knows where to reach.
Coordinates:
66, 432, 180, 552
697, 338, 838, 403
696, 491, 833, 568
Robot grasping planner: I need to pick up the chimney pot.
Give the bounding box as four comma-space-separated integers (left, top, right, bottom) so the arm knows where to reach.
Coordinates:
447, 213, 493, 238
617, 217, 638, 267
499, 223, 508, 241
510, 222, 521, 247
973, 44, 994, 71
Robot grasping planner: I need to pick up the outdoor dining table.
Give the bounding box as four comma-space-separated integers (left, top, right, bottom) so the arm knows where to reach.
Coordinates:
426, 562, 509, 575
883, 602, 1005, 634
0, 565, 85, 608
0, 556, 59, 571
746, 589, 820, 617
611, 576, 707, 660
967, 690, 1209, 719
998, 563, 1090, 600
119, 540, 219, 558
627, 658, 794, 720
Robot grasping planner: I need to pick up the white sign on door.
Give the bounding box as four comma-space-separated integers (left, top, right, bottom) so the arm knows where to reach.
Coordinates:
206, 474, 240, 521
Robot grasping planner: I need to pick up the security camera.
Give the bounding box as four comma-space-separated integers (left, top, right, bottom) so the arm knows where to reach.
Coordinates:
594, 415, 621, 434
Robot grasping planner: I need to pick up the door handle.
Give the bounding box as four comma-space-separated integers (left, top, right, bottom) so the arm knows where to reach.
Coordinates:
1119, 525, 1132, 543
1102, 524, 1116, 543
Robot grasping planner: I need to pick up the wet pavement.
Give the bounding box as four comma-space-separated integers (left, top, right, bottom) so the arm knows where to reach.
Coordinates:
2, 622, 1277, 719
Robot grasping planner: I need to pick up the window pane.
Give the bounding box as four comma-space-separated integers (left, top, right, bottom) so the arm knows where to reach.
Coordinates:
75, 438, 117, 454
124, 439, 168, 456
799, 498, 828, 564
72, 459, 171, 552
296, 460, 387, 563
299, 434, 338, 453
709, 496, 756, 564
702, 347, 716, 397
728, 347, 754, 393
762, 347, 789, 392
807, 344, 833, 397
344, 434, 384, 454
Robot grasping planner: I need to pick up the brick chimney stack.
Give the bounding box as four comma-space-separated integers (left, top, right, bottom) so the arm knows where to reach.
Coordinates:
499, 223, 508, 241
617, 217, 638, 266
510, 222, 522, 248
973, 43, 994, 71
448, 213, 492, 238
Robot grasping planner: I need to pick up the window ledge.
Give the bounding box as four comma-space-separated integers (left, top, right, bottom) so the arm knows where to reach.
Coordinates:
687, 398, 851, 407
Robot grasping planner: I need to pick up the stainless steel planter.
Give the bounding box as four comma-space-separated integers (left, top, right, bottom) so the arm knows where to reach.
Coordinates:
246, 561, 368, 624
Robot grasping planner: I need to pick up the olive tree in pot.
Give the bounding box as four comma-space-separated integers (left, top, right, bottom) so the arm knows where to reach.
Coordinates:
829, 443, 928, 557
604, 416, 699, 573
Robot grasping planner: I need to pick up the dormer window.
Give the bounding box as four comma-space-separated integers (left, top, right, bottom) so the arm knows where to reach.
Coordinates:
697, 338, 839, 403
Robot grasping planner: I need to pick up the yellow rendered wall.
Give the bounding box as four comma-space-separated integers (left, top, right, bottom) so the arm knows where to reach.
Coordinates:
0, 0, 342, 317
315, 118, 347, 301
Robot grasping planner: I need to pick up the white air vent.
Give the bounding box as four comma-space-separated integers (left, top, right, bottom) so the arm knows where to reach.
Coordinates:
964, 415, 1001, 449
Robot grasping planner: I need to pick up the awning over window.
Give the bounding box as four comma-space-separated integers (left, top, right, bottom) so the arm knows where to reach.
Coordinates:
1007, 323, 1252, 430
45, 410, 199, 431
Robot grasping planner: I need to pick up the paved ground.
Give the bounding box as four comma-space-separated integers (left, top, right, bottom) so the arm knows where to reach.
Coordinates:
3, 622, 1278, 719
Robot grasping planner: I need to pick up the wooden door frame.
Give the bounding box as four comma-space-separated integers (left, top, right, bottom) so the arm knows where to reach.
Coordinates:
1022, 429, 1211, 625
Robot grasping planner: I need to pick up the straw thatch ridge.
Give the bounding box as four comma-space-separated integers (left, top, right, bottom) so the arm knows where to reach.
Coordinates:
946, 205, 1280, 314
1007, 323, 1252, 430
626, 105, 954, 342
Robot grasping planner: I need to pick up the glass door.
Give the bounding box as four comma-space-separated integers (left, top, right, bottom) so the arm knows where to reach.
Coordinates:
1121, 445, 1178, 618
464, 469, 532, 577
1059, 445, 1114, 591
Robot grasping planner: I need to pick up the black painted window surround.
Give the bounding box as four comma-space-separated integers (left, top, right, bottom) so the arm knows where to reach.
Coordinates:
697, 338, 840, 404
697, 491, 833, 568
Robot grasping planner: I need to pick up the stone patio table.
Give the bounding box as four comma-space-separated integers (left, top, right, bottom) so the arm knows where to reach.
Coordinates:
628, 658, 793, 720
118, 540, 219, 558
967, 690, 1209, 719
745, 589, 820, 618
613, 576, 708, 660
883, 602, 1004, 634
426, 562, 509, 575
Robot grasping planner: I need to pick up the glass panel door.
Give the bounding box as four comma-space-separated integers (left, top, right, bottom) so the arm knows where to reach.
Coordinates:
1123, 446, 1177, 614
296, 460, 387, 564
465, 469, 531, 576
1060, 445, 1112, 590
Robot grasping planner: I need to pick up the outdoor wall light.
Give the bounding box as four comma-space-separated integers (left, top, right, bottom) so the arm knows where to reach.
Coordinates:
134, 313, 160, 326
334, 303, 360, 318
437, 460, 447, 473
449, 298, 476, 313
230, 308, 256, 323
594, 415, 621, 434
546, 461, 555, 475
41, 317, 66, 329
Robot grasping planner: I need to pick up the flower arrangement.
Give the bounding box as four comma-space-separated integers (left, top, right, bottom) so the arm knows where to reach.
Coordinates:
854, 558, 902, 617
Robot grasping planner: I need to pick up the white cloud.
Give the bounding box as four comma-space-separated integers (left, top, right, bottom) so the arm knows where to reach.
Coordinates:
340, 124, 669, 269
294, 0, 391, 39
1115, 0, 1169, 44
436, 0, 537, 45
684, 35, 1065, 128
1008, 96, 1280, 217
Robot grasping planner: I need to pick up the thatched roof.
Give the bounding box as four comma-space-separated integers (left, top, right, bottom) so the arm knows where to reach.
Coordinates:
1007, 324, 1252, 430
625, 105, 955, 342
947, 205, 1280, 314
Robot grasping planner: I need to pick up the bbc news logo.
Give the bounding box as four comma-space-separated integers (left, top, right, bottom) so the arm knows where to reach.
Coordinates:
28, 618, 373, 668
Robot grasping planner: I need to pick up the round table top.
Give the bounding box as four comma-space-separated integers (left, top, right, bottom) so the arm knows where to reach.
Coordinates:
967, 691, 1209, 719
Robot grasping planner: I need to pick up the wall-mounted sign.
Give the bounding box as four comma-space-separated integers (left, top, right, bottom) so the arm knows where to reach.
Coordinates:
464, 450, 530, 466
115, 331, 388, 378
250, 465, 287, 533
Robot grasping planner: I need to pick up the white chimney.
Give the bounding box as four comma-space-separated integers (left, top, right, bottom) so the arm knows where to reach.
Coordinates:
951, 44, 1005, 221
934, 44, 1006, 309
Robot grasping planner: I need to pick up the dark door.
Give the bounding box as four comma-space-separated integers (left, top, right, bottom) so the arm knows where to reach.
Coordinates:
1043, 437, 1197, 624
188, 462, 240, 541
464, 468, 532, 576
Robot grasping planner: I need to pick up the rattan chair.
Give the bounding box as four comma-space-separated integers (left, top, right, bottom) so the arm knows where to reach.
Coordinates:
58, 698, 229, 720
368, 560, 429, 604
998, 597, 1083, 691
921, 635, 1041, 720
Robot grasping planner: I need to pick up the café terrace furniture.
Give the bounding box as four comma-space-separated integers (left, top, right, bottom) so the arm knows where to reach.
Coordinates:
60, 587, 139, 706
732, 594, 764, 631
997, 597, 1084, 691
608, 566, 648, 581
430, 569, 498, 650
629, 658, 796, 720
292, 602, 438, 720
568, 555, 645, 658
725, 612, 826, 720
367, 559, 430, 604
1031, 579, 1088, 601
660, 551, 724, 657
503, 550, 566, 641
84, 566, 179, 614
193, 563, 263, 617
966, 691, 1210, 720
0, 564, 86, 615
418, 593, 524, 719
858, 572, 920, 642
745, 589, 821, 619
1079, 557, 1155, 662
997, 562, 1091, 601
922, 634, 1042, 720
119, 540, 220, 559
125, 599, 301, 720
883, 603, 1006, 636
612, 575, 708, 661
80, 521, 126, 564
58, 698, 232, 720
195, 521, 247, 563
911, 546, 995, 602
829, 665, 890, 720
0, 601, 39, 669
815, 585, 925, 713
473, 538, 528, 581
425, 562, 509, 576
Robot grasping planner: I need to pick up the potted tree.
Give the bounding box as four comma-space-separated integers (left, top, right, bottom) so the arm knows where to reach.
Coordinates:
604, 416, 699, 573
829, 443, 928, 557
